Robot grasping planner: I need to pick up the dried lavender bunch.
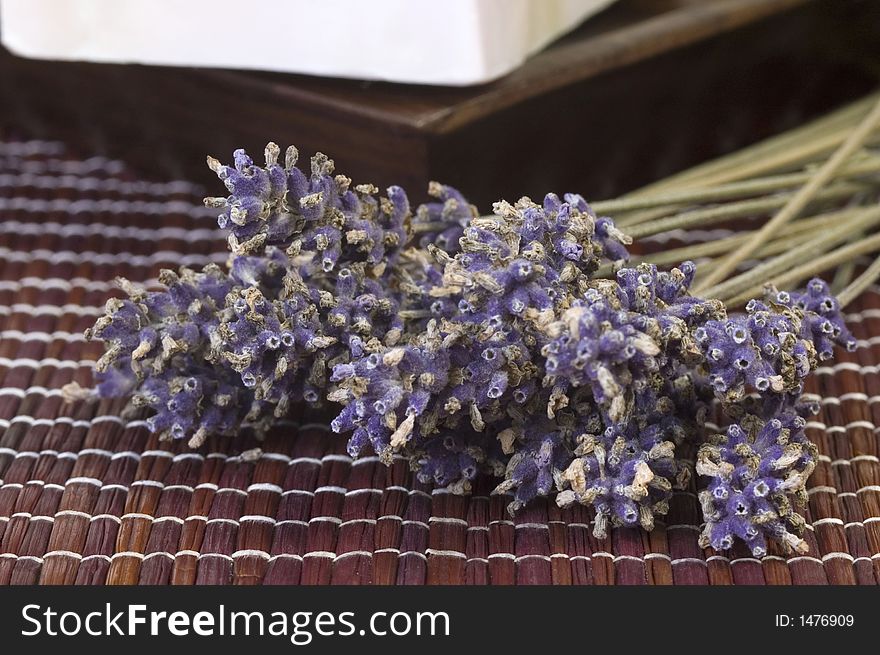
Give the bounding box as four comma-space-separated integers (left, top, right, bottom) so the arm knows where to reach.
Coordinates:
83, 142, 858, 558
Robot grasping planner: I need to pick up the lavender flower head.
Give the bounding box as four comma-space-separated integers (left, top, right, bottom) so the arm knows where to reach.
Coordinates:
329, 192, 631, 465
697, 410, 817, 556
85, 266, 255, 447
82, 141, 858, 558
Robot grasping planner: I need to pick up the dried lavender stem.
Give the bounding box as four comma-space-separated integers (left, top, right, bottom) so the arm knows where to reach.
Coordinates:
630, 93, 880, 197
695, 95, 880, 293
839, 254, 880, 307
725, 232, 880, 306
703, 206, 880, 301
669, 130, 877, 195
613, 95, 880, 227
633, 208, 863, 268
832, 259, 857, 293
592, 154, 880, 216
591, 210, 851, 279
831, 231, 863, 294
616, 145, 858, 232
613, 131, 866, 228
616, 132, 860, 227
615, 132, 879, 229
625, 183, 864, 239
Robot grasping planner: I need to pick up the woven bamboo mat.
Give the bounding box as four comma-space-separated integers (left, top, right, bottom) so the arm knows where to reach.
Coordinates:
0, 138, 878, 585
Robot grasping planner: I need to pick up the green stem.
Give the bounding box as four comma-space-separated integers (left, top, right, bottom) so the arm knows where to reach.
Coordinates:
633, 208, 863, 268
694, 95, 880, 293
839, 254, 880, 307
628, 93, 880, 198
590, 154, 880, 216
831, 231, 863, 295
703, 206, 880, 301
609, 95, 880, 228
724, 232, 880, 306
625, 183, 865, 239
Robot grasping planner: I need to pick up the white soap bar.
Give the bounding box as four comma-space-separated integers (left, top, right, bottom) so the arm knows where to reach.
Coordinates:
0, 0, 617, 86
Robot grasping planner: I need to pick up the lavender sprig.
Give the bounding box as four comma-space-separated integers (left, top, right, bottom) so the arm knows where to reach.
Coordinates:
697, 410, 817, 556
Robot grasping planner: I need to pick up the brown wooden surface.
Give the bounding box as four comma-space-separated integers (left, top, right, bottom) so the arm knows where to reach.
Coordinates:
2, 0, 879, 208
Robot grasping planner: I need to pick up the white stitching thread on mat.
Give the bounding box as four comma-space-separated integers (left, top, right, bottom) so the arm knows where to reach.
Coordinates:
0, 220, 223, 243
0, 277, 159, 293
0, 196, 215, 218
0, 173, 202, 196
0, 247, 226, 267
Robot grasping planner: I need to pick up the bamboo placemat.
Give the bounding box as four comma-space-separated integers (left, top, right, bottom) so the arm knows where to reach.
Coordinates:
0, 138, 878, 585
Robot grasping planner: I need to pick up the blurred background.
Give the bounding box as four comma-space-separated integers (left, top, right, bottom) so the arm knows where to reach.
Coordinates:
2, 0, 880, 206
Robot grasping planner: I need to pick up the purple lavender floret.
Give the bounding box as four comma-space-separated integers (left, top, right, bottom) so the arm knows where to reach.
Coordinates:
777, 278, 857, 359
206, 143, 411, 273
549, 361, 700, 535
694, 313, 783, 399
559, 193, 631, 263
412, 428, 504, 494
543, 288, 664, 420
328, 328, 451, 461
205, 144, 293, 249
329, 317, 535, 459
435, 194, 632, 320
615, 260, 722, 326
696, 410, 817, 556
555, 420, 686, 538
493, 417, 575, 513
543, 262, 720, 421
136, 361, 256, 444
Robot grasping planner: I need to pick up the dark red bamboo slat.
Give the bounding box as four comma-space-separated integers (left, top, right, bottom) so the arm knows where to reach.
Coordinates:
0, 137, 878, 585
